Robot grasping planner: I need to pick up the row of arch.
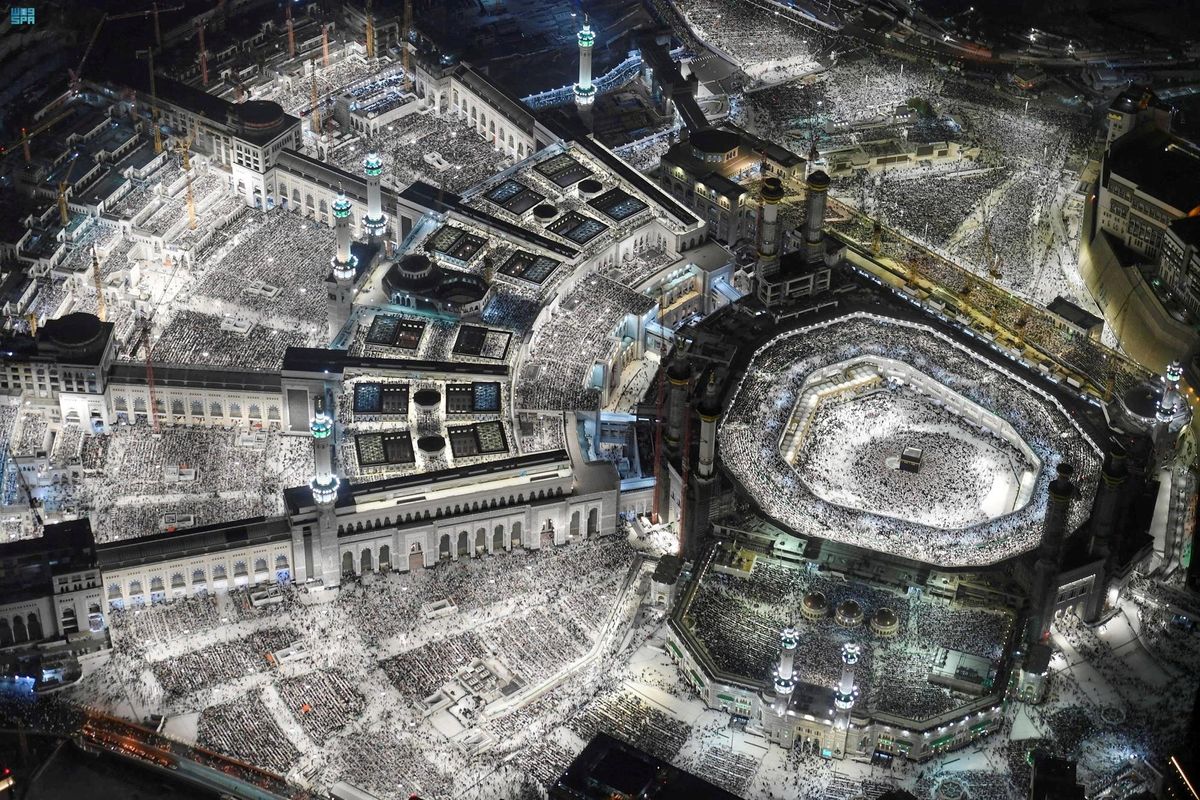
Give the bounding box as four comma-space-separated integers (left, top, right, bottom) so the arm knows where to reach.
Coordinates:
0, 614, 43, 646
108, 555, 290, 604
335, 486, 565, 537
112, 396, 280, 421
340, 508, 600, 576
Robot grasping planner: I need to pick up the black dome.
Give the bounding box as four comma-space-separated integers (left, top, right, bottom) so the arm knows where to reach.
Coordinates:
43, 312, 103, 348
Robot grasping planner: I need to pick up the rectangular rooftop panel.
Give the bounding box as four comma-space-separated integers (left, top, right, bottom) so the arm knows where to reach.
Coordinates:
355, 431, 416, 466
548, 211, 608, 244
452, 325, 512, 359
588, 187, 648, 221
534, 153, 592, 187
497, 249, 561, 284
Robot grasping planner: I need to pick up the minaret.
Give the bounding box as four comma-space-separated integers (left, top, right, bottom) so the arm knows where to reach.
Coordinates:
772, 626, 798, 703
1025, 463, 1075, 648
804, 170, 830, 264
309, 394, 342, 586
573, 17, 596, 106
665, 352, 690, 450
1152, 361, 1184, 469
1084, 450, 1128, 623
327, 192, 358, 345
697, 375, 721, 479
831, 642, 862, 757
362, 152, 387, 242
757, 177, 784, 278
760, 626, 800, 748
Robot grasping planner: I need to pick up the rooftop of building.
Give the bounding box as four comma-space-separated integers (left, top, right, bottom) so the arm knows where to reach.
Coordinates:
1107, 127, 1200, 214
1168, 214, 1200, 247
552, 732, 741, 800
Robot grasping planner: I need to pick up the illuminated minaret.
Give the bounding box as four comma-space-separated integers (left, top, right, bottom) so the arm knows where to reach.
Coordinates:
573, 17, 596, 106
310, 396, 338, 506
362, 152, 387, 241
757, 177, 784, 278
830, 642, 862, 757
1152, 360, 1184, 469
327, 192, 358, 344
309, 394, 343, 585
772, 626, 799, 703
760, 626, 802, 748
697, 374, 720, 479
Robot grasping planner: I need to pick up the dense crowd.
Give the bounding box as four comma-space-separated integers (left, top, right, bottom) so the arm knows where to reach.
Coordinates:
70, 424, 312, 542
675, 0, 833, 86
795, 385, 1032, 529
516, 275, 656, 410
687, 557, 1013, 723
719, 313, 1102, 566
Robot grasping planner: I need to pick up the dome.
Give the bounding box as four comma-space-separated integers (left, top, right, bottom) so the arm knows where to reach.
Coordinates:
237, 100, 286, 130
417, 435, 446, 453
835, 599, 863, 627
690, 127, 740, 158
870, 607, 899, 636
802, 591, 827, 612
413, 389, 441, 409
577, 178, 604, 196
382, 254, 442, 296
808, 170, 831, 190
533, 203, 559, 221
42, 312, 103, 349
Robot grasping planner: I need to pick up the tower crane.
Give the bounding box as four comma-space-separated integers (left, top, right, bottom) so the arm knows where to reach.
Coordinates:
198, 21, 209, 86
365, 0, 376, 60
149, 47, 163, 155
310, 67, 322, 134
402, 0, 413, 91
57, 181, 69, 226
176, 132, 197, 230
91, 246, 107, 322
69, 5, 184, 94
3, 109, 72, 163
286, 1, 296, 58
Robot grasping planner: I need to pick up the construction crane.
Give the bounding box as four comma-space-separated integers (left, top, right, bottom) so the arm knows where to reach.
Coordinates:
176, 132, 197, 230
197, 21, 209, 86
134, 318, 161, 433
57, 181, 69, 226
402, 0, 413, 90
4, 109, 73, 163
91, 246, 107, 322
149, 47, 163, 154
286, 1, 296, 57
310, 67, 322, 134
365, 0, 376, 60
69, 5, 184, 94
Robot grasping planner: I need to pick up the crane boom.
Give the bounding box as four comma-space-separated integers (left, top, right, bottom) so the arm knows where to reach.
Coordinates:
365, 0, 376, 59
57, 181, 69, 225
91, 246, 107, 322
402, 0, 413, 91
